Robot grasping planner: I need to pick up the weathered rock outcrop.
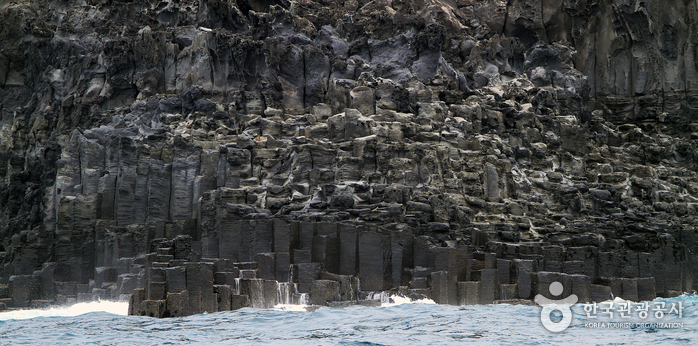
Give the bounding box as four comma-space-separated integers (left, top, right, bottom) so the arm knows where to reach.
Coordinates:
0, 0, 696, 314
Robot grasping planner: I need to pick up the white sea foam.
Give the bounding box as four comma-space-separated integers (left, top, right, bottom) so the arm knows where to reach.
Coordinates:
273, 304, 310, 312
0, 300, 128, 320
579, 296, 635, 309
272, 294, 436, 310
381, 294, 436, 307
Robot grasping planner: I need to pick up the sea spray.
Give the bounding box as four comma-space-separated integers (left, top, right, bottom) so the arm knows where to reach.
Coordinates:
0, 300, 128, 320
276, 281, 294, 305
233, 278, 241, 295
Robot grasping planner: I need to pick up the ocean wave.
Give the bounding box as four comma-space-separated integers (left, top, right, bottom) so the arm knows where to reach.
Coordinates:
0, 300, 128, 320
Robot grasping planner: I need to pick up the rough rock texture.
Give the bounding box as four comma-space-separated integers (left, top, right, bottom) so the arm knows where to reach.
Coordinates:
0, 0, 697, 314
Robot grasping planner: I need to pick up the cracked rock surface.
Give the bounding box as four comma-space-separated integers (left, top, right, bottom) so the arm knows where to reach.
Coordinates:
0, 0, 697, 314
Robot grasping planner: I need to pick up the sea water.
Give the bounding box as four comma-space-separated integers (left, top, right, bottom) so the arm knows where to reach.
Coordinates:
0, 295, 695, 345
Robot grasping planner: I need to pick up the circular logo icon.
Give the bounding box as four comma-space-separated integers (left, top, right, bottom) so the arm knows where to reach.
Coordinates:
534, 281, 578, 332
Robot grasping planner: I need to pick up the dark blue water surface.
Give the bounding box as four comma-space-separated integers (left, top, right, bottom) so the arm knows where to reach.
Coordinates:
0, 295, 696, 345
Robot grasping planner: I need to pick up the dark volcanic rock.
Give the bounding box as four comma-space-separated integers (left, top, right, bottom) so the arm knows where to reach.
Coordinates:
0, 0, 697, 316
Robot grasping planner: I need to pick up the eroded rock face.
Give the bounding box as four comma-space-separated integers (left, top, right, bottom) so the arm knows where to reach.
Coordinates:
0, 0, 696, 314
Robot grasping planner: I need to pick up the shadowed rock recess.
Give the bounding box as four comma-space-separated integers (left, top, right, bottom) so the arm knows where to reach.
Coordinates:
0, 0, 697, 316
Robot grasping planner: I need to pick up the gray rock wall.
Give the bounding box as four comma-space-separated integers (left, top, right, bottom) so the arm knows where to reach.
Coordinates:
0, 0, 696, 314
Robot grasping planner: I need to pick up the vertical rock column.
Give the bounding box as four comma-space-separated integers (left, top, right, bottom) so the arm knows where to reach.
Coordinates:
358, 230, 392, 291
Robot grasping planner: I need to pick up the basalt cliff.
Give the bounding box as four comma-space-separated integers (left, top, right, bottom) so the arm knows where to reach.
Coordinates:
0, 0, 697, 316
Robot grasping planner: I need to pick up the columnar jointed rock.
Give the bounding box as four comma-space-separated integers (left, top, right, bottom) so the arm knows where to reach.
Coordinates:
0, 0, 696, 314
